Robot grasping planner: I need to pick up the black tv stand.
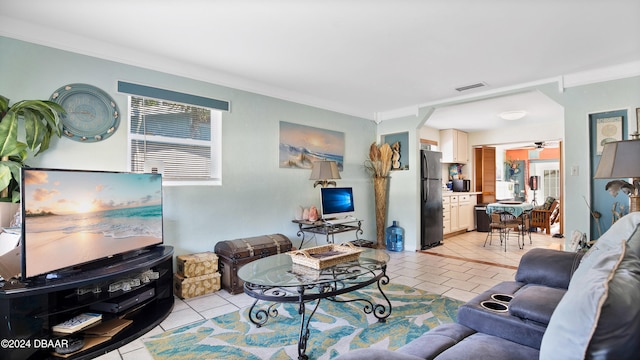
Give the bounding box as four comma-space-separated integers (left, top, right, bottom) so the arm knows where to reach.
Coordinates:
44, 268, 82, 280
0, 245, 174, 360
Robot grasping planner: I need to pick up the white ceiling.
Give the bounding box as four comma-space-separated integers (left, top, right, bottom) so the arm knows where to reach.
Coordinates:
1, 0, 640, 127
426, 90, 564, 132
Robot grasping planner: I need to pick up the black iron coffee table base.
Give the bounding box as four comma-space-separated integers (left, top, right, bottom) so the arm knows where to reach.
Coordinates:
244, 270, 391, 360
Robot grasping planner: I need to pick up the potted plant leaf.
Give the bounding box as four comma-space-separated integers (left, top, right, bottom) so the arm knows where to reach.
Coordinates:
0, 95, 64, 203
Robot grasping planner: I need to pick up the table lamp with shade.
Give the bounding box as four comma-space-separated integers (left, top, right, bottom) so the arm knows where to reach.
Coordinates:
593, 138, 640, 212
309, 160, 341, 188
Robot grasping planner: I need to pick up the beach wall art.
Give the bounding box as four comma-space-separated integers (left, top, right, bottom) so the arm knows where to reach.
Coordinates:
279, 121, 345, 170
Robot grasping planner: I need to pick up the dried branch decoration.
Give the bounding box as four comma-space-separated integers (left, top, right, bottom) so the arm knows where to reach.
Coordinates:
365, 142, 393, 178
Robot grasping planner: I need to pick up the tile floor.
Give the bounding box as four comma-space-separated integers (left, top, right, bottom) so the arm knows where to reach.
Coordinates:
97, 228, 564, 360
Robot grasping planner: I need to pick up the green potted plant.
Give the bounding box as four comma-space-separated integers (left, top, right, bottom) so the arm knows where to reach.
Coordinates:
0, 95, 64, 203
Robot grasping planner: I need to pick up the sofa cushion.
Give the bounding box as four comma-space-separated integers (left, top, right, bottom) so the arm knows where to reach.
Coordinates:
508, 285, 565, 325
542, 196, 555, 210
394, 323, 476, 358
457, 282, 546, 350
515, 248, 582, 289
333, 348, 421, 360
540, 239, 640, 359
533, 196, 555, 211
334, 323, 539, 360
430, 331, 539, 360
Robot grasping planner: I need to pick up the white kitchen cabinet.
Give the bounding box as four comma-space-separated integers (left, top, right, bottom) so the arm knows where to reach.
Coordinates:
457, 194, 471, 231
440, 129, 469, 163
450, 195, 460, 232
468, 194, 478, 231
442, 195, 451, 234
443, 193, 476, 235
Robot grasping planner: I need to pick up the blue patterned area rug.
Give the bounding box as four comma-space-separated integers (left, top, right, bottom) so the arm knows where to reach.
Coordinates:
143, 283, 463, 360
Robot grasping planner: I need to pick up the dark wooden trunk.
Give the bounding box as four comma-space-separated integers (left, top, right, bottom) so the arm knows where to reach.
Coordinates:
214, 234, 292, 294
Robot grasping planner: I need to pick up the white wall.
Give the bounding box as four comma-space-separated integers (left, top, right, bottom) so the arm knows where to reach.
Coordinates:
0, 36, 377, 257
3, 35, 639, 255
376, 115, 423, 251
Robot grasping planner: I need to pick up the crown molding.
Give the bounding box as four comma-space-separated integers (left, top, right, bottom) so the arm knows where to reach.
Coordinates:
0, 16, 372, 120
2, 15, 639, 123
561, 60, 640, 88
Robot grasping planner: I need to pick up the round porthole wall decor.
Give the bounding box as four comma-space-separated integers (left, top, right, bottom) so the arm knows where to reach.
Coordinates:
50, 83, 120, 142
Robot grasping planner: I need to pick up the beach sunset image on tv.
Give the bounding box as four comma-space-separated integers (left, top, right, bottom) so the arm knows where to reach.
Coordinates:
21, 169, 163, 278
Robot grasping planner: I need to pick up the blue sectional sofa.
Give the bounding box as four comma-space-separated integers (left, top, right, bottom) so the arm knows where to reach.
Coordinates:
335, 213, 640, 360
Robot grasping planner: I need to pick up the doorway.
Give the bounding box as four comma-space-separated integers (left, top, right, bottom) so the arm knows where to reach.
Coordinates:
497, 141, 564, 236
529, 161, 560, 205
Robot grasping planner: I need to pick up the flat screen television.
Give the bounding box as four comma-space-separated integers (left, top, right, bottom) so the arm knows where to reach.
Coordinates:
320, 187, 355, 219
21, 168, 163, 280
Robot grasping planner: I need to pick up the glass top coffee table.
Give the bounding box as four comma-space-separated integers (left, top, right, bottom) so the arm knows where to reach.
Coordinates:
238, 248, 391, 360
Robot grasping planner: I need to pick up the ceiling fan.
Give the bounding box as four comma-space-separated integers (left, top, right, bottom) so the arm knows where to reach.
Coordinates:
519, 141, 558, 150
532, 141, 545, 149
509, 141, 545, 150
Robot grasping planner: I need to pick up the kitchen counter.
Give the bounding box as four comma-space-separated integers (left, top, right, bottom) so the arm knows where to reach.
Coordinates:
441, 192, 480, 236
442, 191, 481, 196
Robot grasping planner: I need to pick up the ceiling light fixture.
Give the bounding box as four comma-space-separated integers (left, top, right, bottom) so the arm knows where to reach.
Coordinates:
499, 110, 527, 121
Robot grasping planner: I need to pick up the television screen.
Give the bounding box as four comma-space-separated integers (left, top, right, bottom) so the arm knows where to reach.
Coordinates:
320, 187, 355, 218
21, 168, 163, 279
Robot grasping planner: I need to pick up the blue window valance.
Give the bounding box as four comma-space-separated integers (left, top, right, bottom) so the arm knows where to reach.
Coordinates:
117, 81, 229, 111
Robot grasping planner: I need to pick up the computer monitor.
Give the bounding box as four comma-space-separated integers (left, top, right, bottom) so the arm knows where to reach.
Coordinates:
320, 187, 355, 219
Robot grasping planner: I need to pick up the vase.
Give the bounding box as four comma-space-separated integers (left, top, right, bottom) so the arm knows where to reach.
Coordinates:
373, 176, 389, 249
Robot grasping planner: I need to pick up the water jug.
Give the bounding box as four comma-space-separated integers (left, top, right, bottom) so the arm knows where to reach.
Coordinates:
386, 220, 404, 251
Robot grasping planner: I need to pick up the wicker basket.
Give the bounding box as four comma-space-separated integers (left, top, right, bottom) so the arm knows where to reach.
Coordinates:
288, 243, 364, 269
290, 263, 323, 281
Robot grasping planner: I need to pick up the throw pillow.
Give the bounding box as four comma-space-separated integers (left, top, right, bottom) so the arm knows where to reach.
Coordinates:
626, 219, 640, 256
542, 196, 555, 210
592, 212, 640, 252
577, 240, 617, 274
586, 247, 640, 358
540, 240, 640, 359
583, 213, 640, 265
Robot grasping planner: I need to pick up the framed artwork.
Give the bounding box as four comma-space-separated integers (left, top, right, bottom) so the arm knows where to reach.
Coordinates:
279, 121, 345, 169
382, 132, 409, 170
589, 109, 627, 239
595, 116, 622, 155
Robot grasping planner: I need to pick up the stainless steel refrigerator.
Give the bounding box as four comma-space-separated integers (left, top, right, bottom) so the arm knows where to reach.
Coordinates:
421, 150, 443, 249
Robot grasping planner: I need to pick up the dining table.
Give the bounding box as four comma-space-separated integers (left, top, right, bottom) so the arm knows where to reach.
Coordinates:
485, 201, 534, 249
486, 201, 534, 217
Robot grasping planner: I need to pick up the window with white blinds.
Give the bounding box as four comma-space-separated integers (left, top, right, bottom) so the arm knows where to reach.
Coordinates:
128, 96, 222, 185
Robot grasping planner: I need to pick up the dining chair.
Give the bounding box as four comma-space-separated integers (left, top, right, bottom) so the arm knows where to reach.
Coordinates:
484, 211, 519, 251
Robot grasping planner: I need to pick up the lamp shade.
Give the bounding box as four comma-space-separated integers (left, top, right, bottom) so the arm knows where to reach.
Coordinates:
309, 160, 341, 180
594, 139, 640, 179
